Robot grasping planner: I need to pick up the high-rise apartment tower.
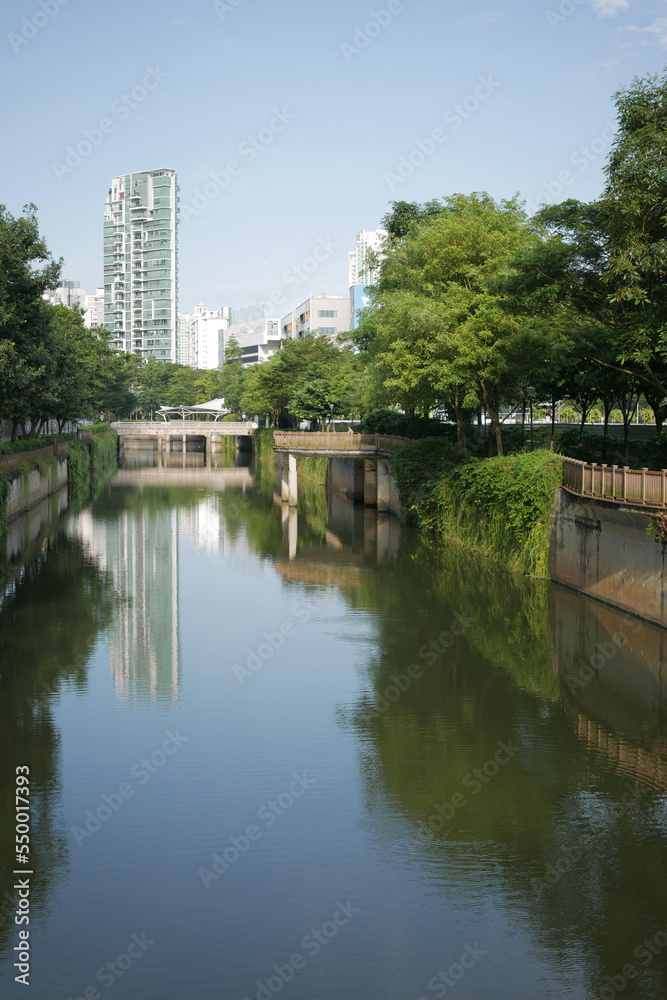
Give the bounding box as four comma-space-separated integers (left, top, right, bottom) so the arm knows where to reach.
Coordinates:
104, 169, 178, 361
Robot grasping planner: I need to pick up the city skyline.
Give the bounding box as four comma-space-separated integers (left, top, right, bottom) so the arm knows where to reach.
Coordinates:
2, 1, 665, 314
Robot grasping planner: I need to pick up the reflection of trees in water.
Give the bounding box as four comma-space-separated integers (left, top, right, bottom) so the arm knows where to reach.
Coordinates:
0, 537, 117, 959
335, 538, 667, 999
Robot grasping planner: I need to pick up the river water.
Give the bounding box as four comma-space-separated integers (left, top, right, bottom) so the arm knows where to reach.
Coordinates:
1, 453, 667, 1000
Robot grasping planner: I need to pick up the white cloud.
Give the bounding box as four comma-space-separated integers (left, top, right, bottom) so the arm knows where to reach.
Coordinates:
468, 10, 506, 25
625, 16, 667, 46
591, 0, 630, 17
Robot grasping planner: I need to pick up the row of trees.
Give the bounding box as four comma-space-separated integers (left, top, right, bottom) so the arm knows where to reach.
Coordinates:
351, 71, 667, 456
2, 71, 664, 458
0, 204, 135, 443
212, 71, 667, 458
0, 206, 231, 442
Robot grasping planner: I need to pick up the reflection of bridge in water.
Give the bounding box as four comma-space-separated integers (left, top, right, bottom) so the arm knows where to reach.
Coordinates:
112, 465, 254, 490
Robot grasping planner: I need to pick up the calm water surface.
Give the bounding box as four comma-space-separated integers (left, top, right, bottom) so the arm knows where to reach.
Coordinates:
1, 453, 667, 1000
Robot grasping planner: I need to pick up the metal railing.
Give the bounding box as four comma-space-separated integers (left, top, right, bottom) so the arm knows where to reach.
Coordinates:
563, 457, 667, 508
273, 432, 410, 454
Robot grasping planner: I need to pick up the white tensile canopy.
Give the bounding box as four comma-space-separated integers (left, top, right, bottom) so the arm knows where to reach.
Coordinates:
156, 398, 229, 421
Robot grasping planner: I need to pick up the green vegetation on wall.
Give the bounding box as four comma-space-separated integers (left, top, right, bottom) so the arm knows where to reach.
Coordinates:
391, 442, 563, 577
298, 455, 327, 486
0, 471, 8, 559
89, 429, 118, 474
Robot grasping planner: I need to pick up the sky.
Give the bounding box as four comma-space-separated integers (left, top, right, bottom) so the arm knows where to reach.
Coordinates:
1, 0, 666, 316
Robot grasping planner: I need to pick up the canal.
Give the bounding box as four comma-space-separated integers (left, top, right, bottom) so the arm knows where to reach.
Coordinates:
1, 452, 667, 999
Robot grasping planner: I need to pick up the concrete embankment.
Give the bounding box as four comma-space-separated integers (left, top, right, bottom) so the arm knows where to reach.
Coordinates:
550, 488, 667, 628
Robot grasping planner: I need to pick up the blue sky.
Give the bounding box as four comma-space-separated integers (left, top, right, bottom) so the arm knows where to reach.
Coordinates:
1, 0, 666, 315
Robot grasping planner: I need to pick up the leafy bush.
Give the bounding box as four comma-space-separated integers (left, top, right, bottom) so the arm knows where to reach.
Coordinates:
444, 450, 564, 576
0, 438, 55, 455
392, 443, 564, 577
390, 439, 461, 531
360, 408, 453, 439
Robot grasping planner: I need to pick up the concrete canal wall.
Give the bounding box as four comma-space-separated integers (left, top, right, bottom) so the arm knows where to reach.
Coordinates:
6, 457, 68, 520
550, 488, 667, 628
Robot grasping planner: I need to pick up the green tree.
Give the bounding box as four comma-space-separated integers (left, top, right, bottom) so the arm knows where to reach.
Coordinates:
603, 71, 667, 395
358, 193, 559, 454
218, 337, 246, 415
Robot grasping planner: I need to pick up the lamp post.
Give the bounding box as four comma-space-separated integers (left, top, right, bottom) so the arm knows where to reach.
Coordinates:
329, 402, 334, 433
527, 386, 535, 451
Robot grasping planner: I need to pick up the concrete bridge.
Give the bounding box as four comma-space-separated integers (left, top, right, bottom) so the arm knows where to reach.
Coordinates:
112, 421, 256, 456
273, 432, 407, 514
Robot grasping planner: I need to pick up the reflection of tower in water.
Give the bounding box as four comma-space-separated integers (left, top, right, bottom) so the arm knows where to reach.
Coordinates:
69, 507, 180, 704
112, 507, 180, 703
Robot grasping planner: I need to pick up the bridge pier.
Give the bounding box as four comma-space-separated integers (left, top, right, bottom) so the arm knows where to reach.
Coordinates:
281, 452, 298, 506
272, 434, 404, 516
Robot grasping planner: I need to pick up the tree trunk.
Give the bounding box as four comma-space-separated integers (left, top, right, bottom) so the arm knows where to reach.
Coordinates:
578, 409, 587, 444
521, 395, 526, 447
452, 396, 468, 457
650, 402, 664, 434
11, 422, 19, 443
551, 391, 556, 448
480, 384, 503, 457
0, 418, 4, 456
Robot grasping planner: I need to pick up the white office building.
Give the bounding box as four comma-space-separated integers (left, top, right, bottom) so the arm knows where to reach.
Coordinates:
104, 168, 179, 362
84, 287, 105, 329
348, 251, 357, 288
43, 280, 86, 311
352, 229, 386, 288
224, 316, 282, 367
281, 294, 351, 341
177, 303, 231, 370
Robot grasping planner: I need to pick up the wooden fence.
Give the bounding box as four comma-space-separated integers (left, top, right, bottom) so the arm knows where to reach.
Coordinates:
273, 432, 409, 453
563, 457, 667, 508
